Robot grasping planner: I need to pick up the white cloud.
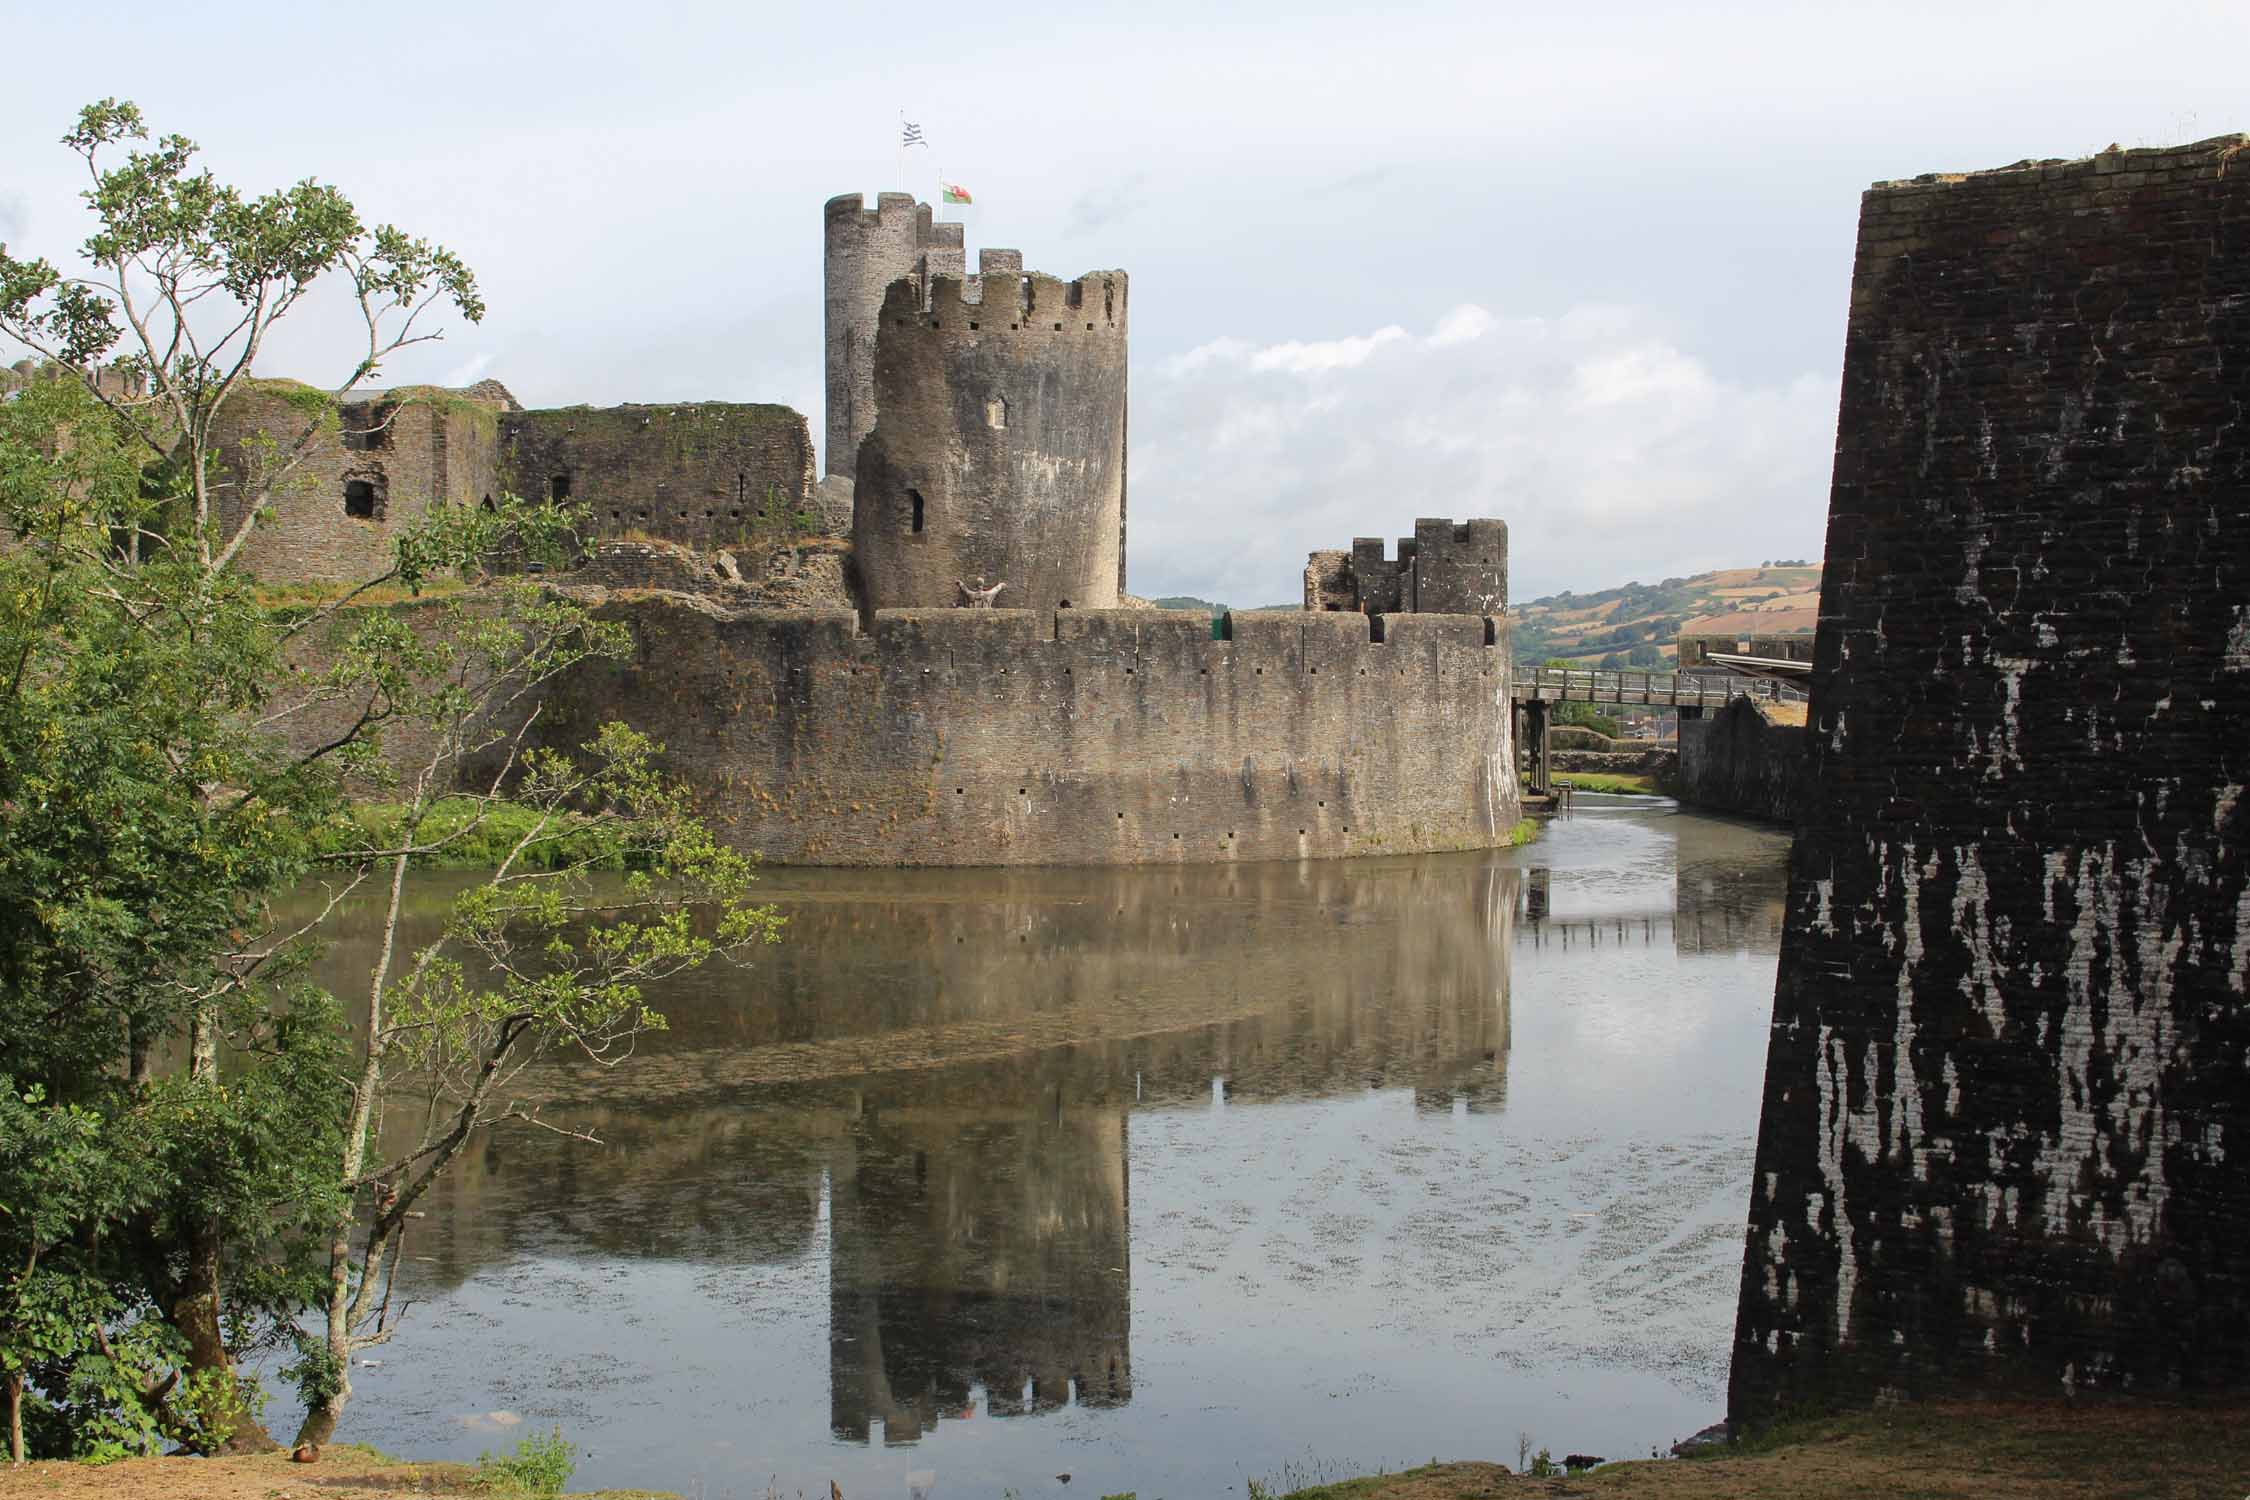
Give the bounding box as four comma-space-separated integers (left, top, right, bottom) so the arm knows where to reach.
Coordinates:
441, 351, 496, 387
1130, 303, 1837, 605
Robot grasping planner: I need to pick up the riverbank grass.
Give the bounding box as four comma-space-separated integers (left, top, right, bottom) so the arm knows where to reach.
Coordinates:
1553, 771, 1659, 795
322, 798, 632, 871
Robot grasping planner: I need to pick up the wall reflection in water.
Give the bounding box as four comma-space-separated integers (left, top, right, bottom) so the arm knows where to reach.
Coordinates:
302, 854, 1521, 1451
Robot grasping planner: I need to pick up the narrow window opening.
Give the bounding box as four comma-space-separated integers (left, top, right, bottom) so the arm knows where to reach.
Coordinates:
1053, 322, 1063, 331
986, 396, 1008, 430
343, 479, 379, 519
549, 474, 572, 502
909, 489, 925, 533
969, 320, 979, 331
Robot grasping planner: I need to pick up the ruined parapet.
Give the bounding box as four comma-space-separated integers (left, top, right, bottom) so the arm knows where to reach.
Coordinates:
852, 270, 1129, 611
1, 357, 149, 401
498, 401, 817, 552
1408, 517, 1507, 614
1301, 521, 1505, 614
1351, 538, 1405, 613
823, 192, 967, 479
1304, 549, 1354, 611
1732, 135, 2250, 1423
206, 379, 505, 583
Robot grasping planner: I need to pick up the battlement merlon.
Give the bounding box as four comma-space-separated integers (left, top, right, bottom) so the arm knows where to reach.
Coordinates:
877, 270, 1129, 331
824, 190, 925, 224
1339, 521, 1507, 569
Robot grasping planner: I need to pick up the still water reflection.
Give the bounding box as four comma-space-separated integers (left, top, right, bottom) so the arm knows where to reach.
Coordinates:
281, 801, 1787, 1497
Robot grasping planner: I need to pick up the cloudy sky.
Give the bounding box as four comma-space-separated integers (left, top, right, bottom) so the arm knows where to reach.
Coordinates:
4, 1, 2243, 603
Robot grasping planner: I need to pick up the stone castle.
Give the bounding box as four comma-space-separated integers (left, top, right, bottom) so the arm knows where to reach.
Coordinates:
195, 190, 1519, 866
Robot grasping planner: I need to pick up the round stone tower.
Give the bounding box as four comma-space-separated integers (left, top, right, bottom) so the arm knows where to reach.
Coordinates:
822, 193, 963, 480
852, 268, 1129, 612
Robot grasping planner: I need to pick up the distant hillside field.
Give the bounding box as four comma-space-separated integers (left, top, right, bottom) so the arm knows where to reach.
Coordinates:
1152, 566, 1823, 673
1508, 563, 1822, 671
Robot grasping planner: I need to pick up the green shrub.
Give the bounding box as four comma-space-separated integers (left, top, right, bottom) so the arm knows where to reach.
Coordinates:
319, 798, 632, 872
473, 1425, 576, 1495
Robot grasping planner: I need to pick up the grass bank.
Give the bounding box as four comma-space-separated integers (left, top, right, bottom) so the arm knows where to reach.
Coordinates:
1553, 771, 1659, 795
1268, 1398, 2250, 1499
320, 798, 631, 871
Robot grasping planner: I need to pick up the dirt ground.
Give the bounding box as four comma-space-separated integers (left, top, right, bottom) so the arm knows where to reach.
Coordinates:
1281, 1399, 2250, 1500
0, 1443, 675, 1500
4, 1401, 2245, 1499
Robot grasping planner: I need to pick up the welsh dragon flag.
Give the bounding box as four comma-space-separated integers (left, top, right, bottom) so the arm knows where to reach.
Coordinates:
941, 181, 972, 205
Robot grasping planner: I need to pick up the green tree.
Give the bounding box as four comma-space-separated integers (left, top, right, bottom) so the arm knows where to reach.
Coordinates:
0, 101, 782, 1458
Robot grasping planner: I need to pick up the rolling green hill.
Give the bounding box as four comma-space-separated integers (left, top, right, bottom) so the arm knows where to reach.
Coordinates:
1508, 562, 1820, 671
1152, 564, 1820, 673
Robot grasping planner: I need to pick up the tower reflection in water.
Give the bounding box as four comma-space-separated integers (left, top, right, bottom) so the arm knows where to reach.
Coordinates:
815, 856, 1520, 1445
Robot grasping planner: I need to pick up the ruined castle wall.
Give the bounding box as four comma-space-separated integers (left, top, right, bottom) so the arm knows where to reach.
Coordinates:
852, 272, 1128, 611
1409, 518, 1508, 615
529, 601, 1517, 866
1675, 696, 1804, 824
1731, 136, 2250, 1421
823, 192, 963, 479
497, 403, 817, 550
1350, 538, 1405, 614
210, 382, 502, 583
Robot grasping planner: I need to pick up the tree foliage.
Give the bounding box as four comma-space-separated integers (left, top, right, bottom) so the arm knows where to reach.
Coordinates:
0, 101, 782, 1461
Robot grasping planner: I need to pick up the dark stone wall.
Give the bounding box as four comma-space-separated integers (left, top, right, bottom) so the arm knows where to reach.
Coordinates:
1677, 697, 1805, 823
527, 600, 1519, 866
497, 403, 817, 551
852, 272, 1128, 611
1732, 136, 2250, 1422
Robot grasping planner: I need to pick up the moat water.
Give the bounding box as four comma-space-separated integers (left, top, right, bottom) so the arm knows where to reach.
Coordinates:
277, 798, 1788, 1497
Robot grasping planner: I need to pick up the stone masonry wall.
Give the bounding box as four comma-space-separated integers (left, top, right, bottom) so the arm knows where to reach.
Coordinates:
497, 403, 817, 551
824, 192, 967, 479
526, 600, 1519, 866
1409, 518, 1509, 614
1676, 696, 1806, 824
211, 381, 504, 584
1731, 136, 2250, 1421
1309, 524, 1506, 616
853, 272, 1128, 612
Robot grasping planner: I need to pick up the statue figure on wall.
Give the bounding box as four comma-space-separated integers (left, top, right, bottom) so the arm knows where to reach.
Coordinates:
956, 577, 1006, 608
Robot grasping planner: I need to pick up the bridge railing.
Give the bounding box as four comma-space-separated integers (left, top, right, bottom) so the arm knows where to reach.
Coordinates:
1520, 667, 1809, 707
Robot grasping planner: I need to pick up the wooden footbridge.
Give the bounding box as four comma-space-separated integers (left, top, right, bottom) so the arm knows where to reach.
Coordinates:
1511, 660, 1810, 797
1511, 663, 1807, 709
